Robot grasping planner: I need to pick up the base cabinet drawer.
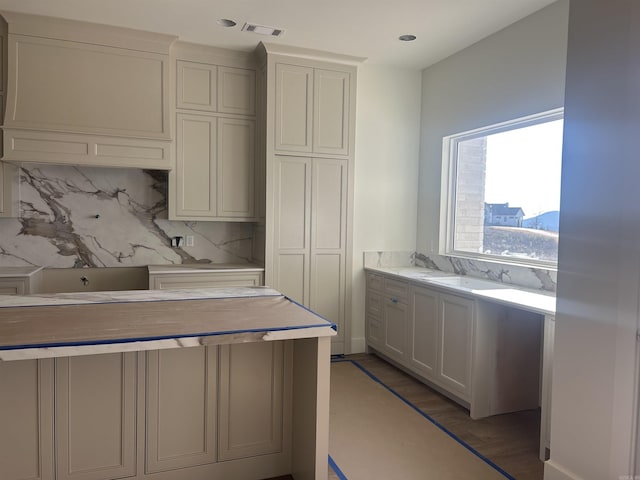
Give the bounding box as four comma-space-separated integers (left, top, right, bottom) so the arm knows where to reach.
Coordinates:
149, 270, 264, 290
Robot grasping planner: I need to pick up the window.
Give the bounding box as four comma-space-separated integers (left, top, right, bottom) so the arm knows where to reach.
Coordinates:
441, 109, 563, 266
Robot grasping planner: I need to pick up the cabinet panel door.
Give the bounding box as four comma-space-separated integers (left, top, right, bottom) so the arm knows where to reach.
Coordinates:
313, 69, 350, 156
175, 113, 217, 217
309, 253, 343, 329
0, 359, 54, 480
218, 66, 255, 115
311, 158, 347, 250
217, 118, 255, 218
55, 353, 136, 480
275, 64, 313, 153
410, 287, 439, 379
177, 61, 217, 112
309, 158, 347, 339
438, 294, 474, 398
218, 342, 284, 461
272, 156, 311, 305
146, 346, 217, 473
384, 299, 408, 360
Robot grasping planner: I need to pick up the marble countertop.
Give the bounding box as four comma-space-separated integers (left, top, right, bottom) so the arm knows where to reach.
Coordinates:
148, 264, 265, 275
0, 286, 280, 308
0, 266, 43, 278
366, 266, 556, 316
0, 287, 335, 361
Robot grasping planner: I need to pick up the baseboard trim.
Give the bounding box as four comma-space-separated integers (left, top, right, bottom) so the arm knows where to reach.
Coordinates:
350, 336, 366, 354
544, 460, 584, 480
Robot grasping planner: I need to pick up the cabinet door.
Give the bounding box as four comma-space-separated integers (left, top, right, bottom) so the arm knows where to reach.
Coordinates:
0, 161, 19, 218
410, 286, 439, 379
217, 118, 255, 218
177, 60, 217, 112
0, 359, 54, 480
174, 113, 217, 218
438, 293, 474, 398
309, 158, 347, 343
313, 69, 350, 156
55, 353, 136, 480
218, 66, 256, 115
274, 64, 313, 153
272, 156, 311, 305
384, 298, 408, 361
218, 342, 284, 461
146, 346, 217, 472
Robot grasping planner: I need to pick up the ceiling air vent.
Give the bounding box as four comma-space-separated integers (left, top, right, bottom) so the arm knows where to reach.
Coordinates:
241, 23, 284, 37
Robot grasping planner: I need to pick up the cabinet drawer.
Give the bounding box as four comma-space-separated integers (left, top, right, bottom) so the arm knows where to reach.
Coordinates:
367, 314, 383, 348
366, 291, 383, 317
384, 278, 408, 303
366, 273, 384, 292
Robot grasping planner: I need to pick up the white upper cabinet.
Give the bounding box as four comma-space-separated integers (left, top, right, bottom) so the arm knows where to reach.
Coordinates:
313, 69, 350, 156
177, 61, 218, 112
275, 64, 313, 153
1, 12, 176, 169
177, 60, 256, 116
274, 62, 352, 157
170, 44, 257, 221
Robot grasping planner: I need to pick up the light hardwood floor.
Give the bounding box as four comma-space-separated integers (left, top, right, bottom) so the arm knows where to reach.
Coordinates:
268, 352, 543, 480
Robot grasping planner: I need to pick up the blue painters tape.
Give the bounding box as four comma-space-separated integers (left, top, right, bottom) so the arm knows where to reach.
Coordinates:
282, 295, 337, 331
328, 455, 349, 480
331, 358, 517, 480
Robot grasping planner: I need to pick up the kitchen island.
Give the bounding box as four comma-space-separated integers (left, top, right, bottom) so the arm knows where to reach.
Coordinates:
0, 287, 335, 480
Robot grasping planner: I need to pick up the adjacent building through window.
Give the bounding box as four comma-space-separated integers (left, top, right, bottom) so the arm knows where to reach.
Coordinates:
441, 109, 563, 266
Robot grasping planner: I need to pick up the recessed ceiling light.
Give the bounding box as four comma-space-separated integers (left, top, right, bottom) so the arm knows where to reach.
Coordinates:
217, 19, 237, 27
399, 34, 417, 42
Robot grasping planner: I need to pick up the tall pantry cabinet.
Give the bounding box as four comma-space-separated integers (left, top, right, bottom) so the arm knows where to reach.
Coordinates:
256, 43, 363, 354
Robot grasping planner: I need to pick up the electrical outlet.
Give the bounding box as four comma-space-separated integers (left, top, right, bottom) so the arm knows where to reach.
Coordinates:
186, 235, 194, 247
171, 236, 184, 248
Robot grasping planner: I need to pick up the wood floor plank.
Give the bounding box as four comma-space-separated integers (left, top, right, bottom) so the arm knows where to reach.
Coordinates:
341, 353, 543, 480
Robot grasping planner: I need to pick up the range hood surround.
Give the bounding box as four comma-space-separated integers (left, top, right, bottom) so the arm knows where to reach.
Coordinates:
1, 11, 177, 170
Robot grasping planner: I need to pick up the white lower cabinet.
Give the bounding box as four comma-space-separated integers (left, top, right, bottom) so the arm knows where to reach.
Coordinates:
409, 286, 473, 401
0, 359, 54, 480
437, 293, 474, 398
218, 341, 285, 461
148, 270, 263, 290
366, 272, 542, 419
55, 353, 137, 480
146, 346, 218, 473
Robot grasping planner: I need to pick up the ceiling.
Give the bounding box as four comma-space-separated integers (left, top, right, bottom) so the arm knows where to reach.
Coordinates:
0, 0, 557, 69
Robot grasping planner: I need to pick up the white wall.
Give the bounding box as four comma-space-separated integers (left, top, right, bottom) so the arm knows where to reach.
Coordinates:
546, 2, 640, 479
416, 0, 569, 254
350, 64, 422, 352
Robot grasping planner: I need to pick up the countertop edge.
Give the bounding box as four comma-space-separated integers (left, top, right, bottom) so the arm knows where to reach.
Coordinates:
365, 266, 556, 316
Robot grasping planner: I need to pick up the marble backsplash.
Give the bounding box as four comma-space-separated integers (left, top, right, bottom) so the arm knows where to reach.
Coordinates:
0, 165, 254, 268
364, 250, 557, 292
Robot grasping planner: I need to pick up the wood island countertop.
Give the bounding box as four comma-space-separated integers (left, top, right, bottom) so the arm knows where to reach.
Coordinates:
0, 287, 336, 361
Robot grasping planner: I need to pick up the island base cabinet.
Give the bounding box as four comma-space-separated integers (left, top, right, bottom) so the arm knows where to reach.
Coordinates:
218, 342, 286, 461
145, 347, 218, 473
0, 342, 308, 480
55, 353, 137, 480
0, 359, 54, 480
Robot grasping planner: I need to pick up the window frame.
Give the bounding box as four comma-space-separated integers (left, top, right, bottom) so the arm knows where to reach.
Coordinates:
440, 108, 564, 269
